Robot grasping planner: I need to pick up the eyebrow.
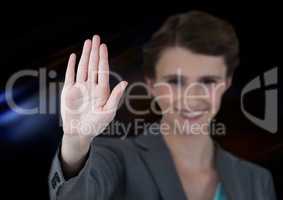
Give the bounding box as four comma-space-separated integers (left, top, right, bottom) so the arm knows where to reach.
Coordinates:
199, 75, 223, 80
162, 74, 187, 80
162, 74, 223, 81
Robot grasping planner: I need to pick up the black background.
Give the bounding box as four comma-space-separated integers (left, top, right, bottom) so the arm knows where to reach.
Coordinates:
0, 3, 282, 199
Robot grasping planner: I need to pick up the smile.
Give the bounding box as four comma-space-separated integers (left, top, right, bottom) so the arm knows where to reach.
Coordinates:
179, 110, 207, 121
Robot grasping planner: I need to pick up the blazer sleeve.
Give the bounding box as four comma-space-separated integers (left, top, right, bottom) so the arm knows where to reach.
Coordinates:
264, 171, 277, 200
48, 139, 125, 200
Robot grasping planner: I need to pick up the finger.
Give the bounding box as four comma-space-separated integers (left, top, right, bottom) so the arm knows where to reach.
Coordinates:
64, 53, 76, 85
104, 81, 128, 111
77, 39, 92, 82
98, 44, 109, 87
88, 35, 100, 84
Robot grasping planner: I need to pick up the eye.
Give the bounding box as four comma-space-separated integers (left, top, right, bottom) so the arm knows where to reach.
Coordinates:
167, 78, 185, 86
200, 78, 217, 85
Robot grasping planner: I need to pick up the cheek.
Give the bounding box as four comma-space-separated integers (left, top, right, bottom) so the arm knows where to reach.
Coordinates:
209, 85, 226, 114
153, 85, 175, 111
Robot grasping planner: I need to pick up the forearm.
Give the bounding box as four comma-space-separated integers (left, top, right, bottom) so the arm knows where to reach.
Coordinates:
49, 138, 124, 200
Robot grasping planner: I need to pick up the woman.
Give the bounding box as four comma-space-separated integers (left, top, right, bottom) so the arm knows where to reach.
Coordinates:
49, 11, 276, 199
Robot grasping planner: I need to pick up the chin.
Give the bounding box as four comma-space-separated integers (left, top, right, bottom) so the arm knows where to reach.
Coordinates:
173, 115, 211, 136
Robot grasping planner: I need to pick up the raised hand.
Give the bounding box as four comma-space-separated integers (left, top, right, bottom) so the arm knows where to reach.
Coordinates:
60, 35, 127, 152
60, 35, 128, 175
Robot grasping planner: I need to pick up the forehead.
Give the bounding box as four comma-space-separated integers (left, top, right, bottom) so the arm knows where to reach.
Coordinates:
155, 47, 227, 79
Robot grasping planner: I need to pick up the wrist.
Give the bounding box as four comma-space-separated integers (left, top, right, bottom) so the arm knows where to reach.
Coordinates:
61, 134, 92, 161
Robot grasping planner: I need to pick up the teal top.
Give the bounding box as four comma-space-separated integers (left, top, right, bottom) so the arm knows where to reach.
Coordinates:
213, 183, 227, 200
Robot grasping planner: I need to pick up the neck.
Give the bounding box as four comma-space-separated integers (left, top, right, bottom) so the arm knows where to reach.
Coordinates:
160, 119, 215, 171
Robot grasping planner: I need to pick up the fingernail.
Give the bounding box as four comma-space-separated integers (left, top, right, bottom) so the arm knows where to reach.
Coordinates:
93, 35, 99, 43
93, 34, 100, 40
122, 81, 128, 89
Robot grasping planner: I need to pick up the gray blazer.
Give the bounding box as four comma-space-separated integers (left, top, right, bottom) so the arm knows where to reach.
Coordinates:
49, 127, 277, 200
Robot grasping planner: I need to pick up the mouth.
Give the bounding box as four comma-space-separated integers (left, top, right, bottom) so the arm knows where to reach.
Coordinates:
178, 109, 208, 122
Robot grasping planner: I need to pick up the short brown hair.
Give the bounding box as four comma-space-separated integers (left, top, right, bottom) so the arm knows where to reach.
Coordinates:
143, 10, 239, 78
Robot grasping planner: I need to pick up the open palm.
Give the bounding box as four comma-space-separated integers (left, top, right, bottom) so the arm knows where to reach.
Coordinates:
61, 35, 127, 139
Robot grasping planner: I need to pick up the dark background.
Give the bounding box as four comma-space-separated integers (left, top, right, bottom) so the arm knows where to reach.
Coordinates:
0, 4, 282, 200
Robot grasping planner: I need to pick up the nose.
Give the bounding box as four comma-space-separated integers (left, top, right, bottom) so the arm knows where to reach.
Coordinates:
186, 82, 208, 96
181, 83, 210, 111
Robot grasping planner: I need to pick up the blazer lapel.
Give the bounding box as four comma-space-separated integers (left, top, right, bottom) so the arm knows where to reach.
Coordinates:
134, 123, 250, 200
215, 144, 250, 200
134, 130, 187, 200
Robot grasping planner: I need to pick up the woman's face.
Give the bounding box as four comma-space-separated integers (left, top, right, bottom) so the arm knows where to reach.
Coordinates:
146, 47, 232, 135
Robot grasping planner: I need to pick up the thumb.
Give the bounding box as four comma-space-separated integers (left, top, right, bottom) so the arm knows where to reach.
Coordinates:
104, 81, 128, 111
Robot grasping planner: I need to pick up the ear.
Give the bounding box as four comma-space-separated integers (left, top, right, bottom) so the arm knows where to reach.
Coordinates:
225, 77, 233, 90
145, 77, 156, 96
